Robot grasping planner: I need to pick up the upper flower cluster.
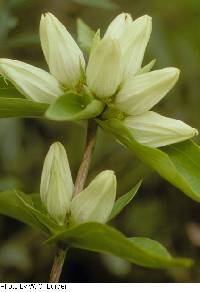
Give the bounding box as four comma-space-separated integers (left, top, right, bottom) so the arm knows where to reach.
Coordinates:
0, 12, 197, 147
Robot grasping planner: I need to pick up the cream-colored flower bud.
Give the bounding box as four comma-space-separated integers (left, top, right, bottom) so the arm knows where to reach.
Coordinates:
86, 37, 122, 99
105, 13, 133, 39
0, 58, 63, 104
124, 111, 198, 148
70, 170, 116, 224
40, 142, 74, 224
119, 15, 152, 80
115, 68, 180, 116
40, 12, 85, 88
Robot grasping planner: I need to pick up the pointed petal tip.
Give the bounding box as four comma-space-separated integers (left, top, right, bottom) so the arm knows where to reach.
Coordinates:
102, 169, 116, 177
137, 14, 152, 25
165, 67, 180, 82
192, 128, 198, 136
43, 12, 53, 18
50, 141, 64, 151
121, 12, 132, 20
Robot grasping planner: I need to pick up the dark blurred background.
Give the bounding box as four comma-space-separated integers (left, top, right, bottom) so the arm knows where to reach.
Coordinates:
0, 0, 200, 283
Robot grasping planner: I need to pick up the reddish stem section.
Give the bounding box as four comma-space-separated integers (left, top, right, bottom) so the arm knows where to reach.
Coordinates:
73, 120, 97, 195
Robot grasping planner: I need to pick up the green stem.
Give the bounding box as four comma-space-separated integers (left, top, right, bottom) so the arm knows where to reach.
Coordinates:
49, 119, 98, 282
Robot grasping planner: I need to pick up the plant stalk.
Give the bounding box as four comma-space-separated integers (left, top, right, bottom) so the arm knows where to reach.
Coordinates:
49, 247, 67, 283
74, 119, 97, 196
49, 119, 98, 282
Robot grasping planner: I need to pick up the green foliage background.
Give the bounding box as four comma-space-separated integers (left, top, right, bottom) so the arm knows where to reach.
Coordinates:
0, 0, 200, 282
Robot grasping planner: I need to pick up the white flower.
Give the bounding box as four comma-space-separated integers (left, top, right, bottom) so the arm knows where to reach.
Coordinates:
0, 12, 197, 147
115, 68, 180, 116
86, 37, 122, 99
0, 12, 85, 104
40, 142, 74, 224
102, 13, 198, 147
124, 111, 198, 148
70, 170, 116, 224
40, 12, 85, 88
0, 59, 63, 104
105, 14, 152, 80
40, 142, 117, 225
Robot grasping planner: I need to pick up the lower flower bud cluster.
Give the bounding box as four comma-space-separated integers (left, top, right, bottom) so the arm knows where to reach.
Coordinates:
40, 142, 117, 226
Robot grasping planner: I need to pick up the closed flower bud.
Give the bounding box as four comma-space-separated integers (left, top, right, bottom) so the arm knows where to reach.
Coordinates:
105, 14, 152, 81
40, 13, 85, 88
40, 142, 74, 224
119, 15, 152, 80
105, 12, 133, 39
86, 37, 122, 99
0, 59, 63, 104
70, 170, 116, 224
115, 68, 180, 116
124, 111, 198, 148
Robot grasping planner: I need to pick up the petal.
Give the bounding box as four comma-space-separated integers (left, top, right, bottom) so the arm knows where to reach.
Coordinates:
115, 67, 180, 116
40, 13, 85, 88
124, 111, 198, 148
0, 58, 63, 103
86, 37, 122, 99
40, 142, 74, 224
119, 15, 152, 80
104, 13, 133, 39
70, 170, 117, 224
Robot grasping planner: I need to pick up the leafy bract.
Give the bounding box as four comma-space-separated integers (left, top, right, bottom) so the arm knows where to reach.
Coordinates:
0, 190, 61, 234
47, 222, 192, 269
45, 92, 104, 121
109, 180, 142, 221
0, 97, 48, 118
77, 19, 95, 53
97, 119, 200, 202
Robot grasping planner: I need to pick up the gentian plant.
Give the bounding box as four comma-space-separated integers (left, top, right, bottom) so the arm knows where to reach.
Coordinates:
0, 12, 199, 282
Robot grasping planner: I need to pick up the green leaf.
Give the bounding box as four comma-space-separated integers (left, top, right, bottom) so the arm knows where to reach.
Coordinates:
77, 19, 95, 53
0, 190, 63, 234
97, 119, 200, 202
70, 0, 117, 9
15, 192, 61, 234
0, 97, 48, 118
129, 237, 171, 258
47, 222, 193, 269
0, 190, 46, 232
46, 92, 104, 121
109, 180, 142, 221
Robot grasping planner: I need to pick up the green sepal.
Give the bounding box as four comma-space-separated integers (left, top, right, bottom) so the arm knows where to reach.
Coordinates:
77, 18, 96, 54
97, 118, 200, 202
109, 180, 142, 221
45, 91, 104, 121
46, 222, 193, 269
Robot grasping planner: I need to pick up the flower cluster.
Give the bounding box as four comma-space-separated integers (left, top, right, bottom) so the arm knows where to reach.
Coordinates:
40, 142, 116, 225
0, 12, 197, 147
